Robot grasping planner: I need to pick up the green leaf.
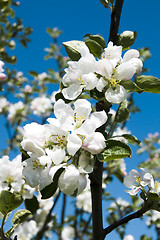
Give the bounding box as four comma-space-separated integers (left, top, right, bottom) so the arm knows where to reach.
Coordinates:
84, 34, 106, 49
12, 209, 31, 226
19, 148, 30, 162
119, 80, 143, 94
85, 39, 103, 58
135, 75, 160, 93
122, 134, 141, 145
41, 167, 65, 199
25, 195, 39, 214
6, 210, 31, 237
115, 100, 129, 123
90, 88, 104, 100
63, 40, 86, 61
97, 139, 132, 161
28, 71, 38, 77
0, 191, 23, 215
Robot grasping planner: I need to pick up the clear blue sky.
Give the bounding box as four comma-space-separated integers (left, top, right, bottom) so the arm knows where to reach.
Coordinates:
1, 0, 160, 239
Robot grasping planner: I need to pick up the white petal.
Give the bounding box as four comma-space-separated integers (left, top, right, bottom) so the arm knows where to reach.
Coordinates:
58, 165, 80, 195
82, 73, 98, 90
46, 148, 66, 165
74, 99, 92, 122
89, 111, 108, 129
128, 58, 143, 73
62, 84, 83, 100
105, 85, 128, 104
77, 175, 87, 195
83, 132, 106, 154
67, 132, 82, 156
115, 62, 135, 80
39, 167, 52, 190
96, 77, 106, 92
54, 99, 73, 121
123, 49, 139, 62
21, 139, 45, 157
96, 59, 113, 79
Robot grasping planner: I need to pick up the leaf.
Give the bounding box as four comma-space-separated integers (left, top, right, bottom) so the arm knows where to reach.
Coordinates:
135, 75, 160, 93
41, 167, 65, 199
122, 134, 141, 145
85, 39, 103, 58
19, 148, 30, 162
25, 195, 39, 214
90, 88, 104, 100
84, 34, 106, 49
97, 139, 132, 161
63, 40, 86, 61
120, 80, 143, 93
0, 191, 23, 215
115, 100, 129, 123
28, 71, 38, 77
6, 210, 31, 237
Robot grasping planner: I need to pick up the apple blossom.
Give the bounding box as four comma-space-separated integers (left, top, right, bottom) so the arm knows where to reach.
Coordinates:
61, 225, 75, 240
7, 101, 26, 124
0, 60, 6, 80
124, 168, 155, 195
30, 95, 53, 116
58, 165, 87, 196
62, 46, 98, 100
13, 220, 38, 240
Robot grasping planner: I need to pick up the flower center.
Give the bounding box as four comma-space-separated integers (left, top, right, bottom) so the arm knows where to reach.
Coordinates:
136, 176, 141, 185
32, 159, 43, 169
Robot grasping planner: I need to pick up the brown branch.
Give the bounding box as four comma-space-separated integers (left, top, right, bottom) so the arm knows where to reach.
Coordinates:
89, 157, 104, 240
103, 206, 147, 238
35, 191, 61, 240
108, 0, 124, 44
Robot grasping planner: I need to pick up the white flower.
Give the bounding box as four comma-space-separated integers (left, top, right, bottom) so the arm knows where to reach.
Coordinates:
109, 197, 130, 213
146, 210, 160, 228
76, 178, 92, 212
58, 165, 87, 196
105, 85, 128, 104
62, 46, 98, 100
95, 42, 143, 104
103, 41, 122, 67
0, 97, 9, 113
61, 225, 75, 240
123, 234, 134, 240
0, 60, 6, 80
49, 99, 107, 155
30, 95, 53, 116
13, 220, 38, 240
7, 101, 25, 123
0, 155, 24, 192
22, 154, 52, 189
124, 168, 155, 195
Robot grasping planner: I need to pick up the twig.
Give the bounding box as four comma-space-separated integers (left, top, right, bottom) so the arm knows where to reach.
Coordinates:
35, 191, 61, 240
103, 206, 147, 238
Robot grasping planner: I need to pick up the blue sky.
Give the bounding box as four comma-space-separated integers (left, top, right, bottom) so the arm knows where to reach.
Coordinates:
1, 0, 160, 239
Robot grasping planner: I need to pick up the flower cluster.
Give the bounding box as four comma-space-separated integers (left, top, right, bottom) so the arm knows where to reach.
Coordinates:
124, 168, 160, 196
21, 99, 107, 195
62, 42, 142, 104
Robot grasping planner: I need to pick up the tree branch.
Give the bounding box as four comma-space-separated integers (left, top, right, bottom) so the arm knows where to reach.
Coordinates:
35, 191, 61, 240
103, 206, 147, 238
108, 0, 124, 44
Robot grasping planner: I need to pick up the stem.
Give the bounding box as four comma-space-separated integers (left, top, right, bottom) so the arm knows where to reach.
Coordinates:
35, 192, 61, 240
108, 0, 124, 44
60, 194, 66, 226
103, 206, 147, 238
